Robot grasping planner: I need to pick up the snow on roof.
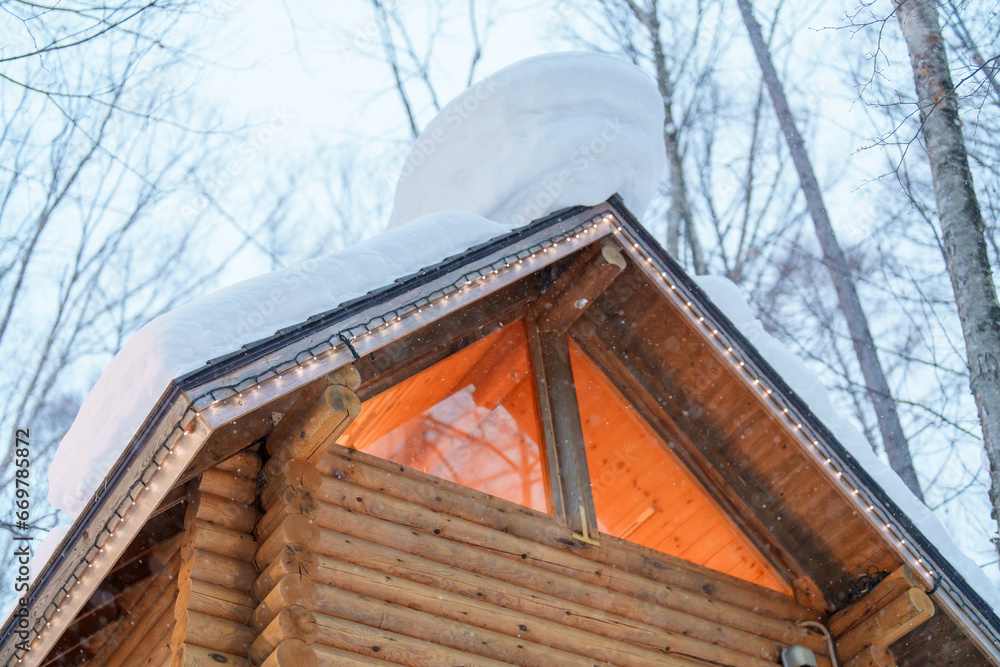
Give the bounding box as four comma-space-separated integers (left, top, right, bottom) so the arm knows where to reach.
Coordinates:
48, 211, 507, 517
388, 52, 666, 229
693, 275, 1000, 613
50, 51, 667, 519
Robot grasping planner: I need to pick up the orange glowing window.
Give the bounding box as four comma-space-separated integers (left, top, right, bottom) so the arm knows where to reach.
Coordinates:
568, 339, 790, 593
339, 319, 549, 512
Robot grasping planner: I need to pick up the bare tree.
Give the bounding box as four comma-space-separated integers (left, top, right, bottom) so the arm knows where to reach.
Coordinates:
891, 0, 1000, 551
734, 0, 923, 499
0, 2, 320, 608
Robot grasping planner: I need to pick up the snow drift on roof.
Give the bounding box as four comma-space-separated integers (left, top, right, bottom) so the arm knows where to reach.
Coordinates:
48, 211, 507, 517
388, 52, 666, 229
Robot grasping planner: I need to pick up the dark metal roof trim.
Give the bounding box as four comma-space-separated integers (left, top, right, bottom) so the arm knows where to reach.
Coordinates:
188, 206, 588, 383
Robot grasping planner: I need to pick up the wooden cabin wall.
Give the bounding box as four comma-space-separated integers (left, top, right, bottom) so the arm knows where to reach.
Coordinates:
251, 409, 832, 667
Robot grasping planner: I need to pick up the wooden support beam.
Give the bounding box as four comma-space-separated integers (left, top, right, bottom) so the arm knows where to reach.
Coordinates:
261, 459, 321, 510
192, 519, 259, 562
534, 239, 627, 335
829, 567, 926, 636
835, 588, 934, 661
527, 322, 596, 535
215, 450, 263, 480
312, 643, 390, 665
187, 548, 259, 592
256, 486, 318, 543
314, 476, 822, 651
264, 367, 361, 466
254, 514, 320, 571
200, 467, 258, 505
182, 578, 257, 624
194, 491, 258, 533
313, 581, 657, 667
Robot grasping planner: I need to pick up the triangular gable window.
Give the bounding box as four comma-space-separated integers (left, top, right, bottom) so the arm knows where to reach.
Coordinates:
339, 306, 789, 592
568, 339, 789, 592
339, 319, 550, 512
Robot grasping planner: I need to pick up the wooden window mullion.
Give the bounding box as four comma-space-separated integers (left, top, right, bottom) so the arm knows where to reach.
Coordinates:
528, 317, 598, 536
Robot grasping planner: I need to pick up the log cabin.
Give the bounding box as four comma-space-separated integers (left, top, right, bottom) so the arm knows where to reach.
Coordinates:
3, 196, 1000, 666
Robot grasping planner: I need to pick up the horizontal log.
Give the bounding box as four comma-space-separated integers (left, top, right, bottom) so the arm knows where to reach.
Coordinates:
316, 554, 769, 667
189, 549, 259, 592
262, 460, 321, 510
829, 567, 925, 636
318, 445, 815, 623
195, 491, 258, 534
315, 533, 775, 667
314, 611, 513, 667
314, 515, 807, 664
315, 581, 622, 667
836, 588, 934, 660
252, 543, 319, 602
174, 643, 252, 666
177, 609, 255, 657
256, 487, 318, 543
201, 467, 258, 505
261, 639, 318, 667
193, 519, 258, 562
254, 514, 320, 570
843, 644, 896, 667
182, 578, 257, 624
250, 574, 318, 633
314, 477, 823, 653
248, 605, 318, 666
266, 383, 360, 466
312, 643, 392, 665
215, 450, 263, 479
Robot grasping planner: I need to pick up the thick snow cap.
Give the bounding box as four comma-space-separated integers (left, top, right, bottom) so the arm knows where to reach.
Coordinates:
48, 211, 507, 517
388, 52, 666, 228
